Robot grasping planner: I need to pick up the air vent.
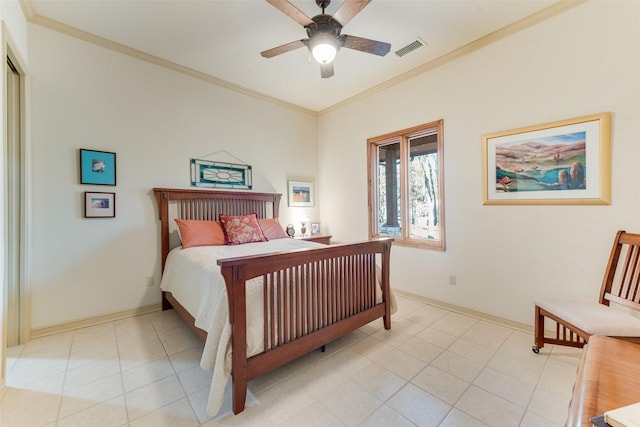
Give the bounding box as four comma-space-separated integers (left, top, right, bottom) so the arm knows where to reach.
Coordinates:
394, 38, 426, 58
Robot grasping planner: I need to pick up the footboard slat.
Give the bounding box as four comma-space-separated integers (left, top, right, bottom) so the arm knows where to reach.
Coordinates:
257, 251, 381, 351
322, 259, 328, 328
296, 265, 303, 338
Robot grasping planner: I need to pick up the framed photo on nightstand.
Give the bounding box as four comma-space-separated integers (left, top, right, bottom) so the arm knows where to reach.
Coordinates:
310, 222, 321, 235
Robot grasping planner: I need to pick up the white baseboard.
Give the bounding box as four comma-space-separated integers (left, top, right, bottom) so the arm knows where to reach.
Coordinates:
393, 289, 533, 333
29, 293, 532, 340
30, 304, 162, 339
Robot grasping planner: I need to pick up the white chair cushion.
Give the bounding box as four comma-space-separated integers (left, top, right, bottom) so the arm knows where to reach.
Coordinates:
534, 297, 640, 336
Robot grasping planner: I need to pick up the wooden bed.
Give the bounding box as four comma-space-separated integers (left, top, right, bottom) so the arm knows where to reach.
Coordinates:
153, 187, 393, 415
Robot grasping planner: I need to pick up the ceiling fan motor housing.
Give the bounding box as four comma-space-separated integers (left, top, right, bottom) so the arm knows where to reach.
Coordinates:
304, 14, 345, 47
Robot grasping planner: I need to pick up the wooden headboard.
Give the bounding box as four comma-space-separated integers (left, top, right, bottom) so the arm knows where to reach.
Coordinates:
153, 188, 282, 270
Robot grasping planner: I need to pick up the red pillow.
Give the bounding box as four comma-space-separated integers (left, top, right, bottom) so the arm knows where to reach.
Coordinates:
258, 218, 288, 240
219, 213, 267, 245
175, 219, 226, 248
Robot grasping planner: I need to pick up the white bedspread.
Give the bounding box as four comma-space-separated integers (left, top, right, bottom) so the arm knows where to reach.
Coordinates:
160, 238, 323, 416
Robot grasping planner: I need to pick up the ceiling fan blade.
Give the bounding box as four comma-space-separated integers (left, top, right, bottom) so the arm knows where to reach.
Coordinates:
333, 0, 371, 26
266, 0, 313, 26
320, 62, 334, 79
261, 40, 306, 58
343, 34, 391, 56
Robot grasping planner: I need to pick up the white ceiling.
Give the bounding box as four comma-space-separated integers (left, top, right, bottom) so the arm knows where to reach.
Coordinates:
27, 0, 561, 112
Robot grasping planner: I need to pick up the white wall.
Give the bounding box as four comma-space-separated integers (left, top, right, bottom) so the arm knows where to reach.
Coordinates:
27, 24, 318, 329
318, 1, 640, 325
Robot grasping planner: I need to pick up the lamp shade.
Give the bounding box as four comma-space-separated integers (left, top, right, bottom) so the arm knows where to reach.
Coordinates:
310, 33, 338, 64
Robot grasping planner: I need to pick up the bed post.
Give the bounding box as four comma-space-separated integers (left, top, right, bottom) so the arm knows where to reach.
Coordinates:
153, 189, 170, 270
220, 265, 249, 415
153, 189, 173, 311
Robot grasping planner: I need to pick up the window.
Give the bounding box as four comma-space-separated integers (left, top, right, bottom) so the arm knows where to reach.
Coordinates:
367, 120, 445, 250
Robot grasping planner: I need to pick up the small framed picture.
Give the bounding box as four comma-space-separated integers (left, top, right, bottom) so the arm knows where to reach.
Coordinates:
310, 222, 321, 235
288, 180, 314, 207
80, 149, 116, 186
84, 192, 115, 218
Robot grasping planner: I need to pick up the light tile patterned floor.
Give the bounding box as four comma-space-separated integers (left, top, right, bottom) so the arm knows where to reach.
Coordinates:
2, 295, 580, 426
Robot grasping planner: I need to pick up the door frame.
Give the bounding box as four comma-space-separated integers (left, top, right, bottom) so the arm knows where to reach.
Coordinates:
2, 21, 31, 382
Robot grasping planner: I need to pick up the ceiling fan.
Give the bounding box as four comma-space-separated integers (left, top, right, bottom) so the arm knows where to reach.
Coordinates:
261, 0, 391, 78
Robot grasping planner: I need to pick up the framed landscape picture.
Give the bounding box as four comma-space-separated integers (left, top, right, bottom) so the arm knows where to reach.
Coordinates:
482, 112, 611, 205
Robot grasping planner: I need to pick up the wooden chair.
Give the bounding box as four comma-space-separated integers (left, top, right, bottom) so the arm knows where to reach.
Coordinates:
532, 230, 640, 353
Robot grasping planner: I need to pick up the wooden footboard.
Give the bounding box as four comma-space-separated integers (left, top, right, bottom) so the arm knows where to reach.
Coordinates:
218, 237, 393, 414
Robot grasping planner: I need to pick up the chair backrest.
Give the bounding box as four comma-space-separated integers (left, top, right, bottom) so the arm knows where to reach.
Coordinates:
600, 230, 640, 311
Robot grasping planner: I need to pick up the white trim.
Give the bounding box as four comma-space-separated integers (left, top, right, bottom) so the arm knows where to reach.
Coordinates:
30, 304, 162, 339
20, 0, 584, 116
393, 289, 533, 333
3, 24, 30, 348
25, 12, 317, 117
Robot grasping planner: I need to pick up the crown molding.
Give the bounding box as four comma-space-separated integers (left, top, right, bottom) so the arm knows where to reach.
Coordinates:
22, 2, 318, 117
20, 0, 585, 116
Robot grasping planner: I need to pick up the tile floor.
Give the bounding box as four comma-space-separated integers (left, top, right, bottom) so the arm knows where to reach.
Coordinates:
1, 294, 580, 426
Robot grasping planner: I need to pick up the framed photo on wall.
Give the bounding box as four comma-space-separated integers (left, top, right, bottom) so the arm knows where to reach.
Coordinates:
288, 180, 314, 207
482, 112, 611, 205
84, 192, 115, 218
80, 149, 116, 186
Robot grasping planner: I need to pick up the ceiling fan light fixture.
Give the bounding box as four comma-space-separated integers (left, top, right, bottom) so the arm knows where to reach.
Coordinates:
310, 33, 339, 64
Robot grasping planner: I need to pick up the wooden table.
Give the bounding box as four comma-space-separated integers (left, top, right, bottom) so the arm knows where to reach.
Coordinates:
567, 335, 640, 426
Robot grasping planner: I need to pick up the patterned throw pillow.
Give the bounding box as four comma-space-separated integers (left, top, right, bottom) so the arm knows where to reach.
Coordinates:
258, 218, 288, 240
219, 213, 267, 245
174, 219, 226, 248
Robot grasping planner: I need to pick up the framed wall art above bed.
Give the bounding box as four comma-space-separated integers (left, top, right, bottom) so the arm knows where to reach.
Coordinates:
190, 158, 252, 189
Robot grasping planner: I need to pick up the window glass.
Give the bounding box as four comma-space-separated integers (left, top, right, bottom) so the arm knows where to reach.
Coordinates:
377, 141, 401, 237
408, 133, 440, 240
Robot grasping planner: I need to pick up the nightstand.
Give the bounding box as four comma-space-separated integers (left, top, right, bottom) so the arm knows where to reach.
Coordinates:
295, 235, 332, 245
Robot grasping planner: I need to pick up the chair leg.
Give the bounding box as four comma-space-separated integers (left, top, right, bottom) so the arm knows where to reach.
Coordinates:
532, 305, 544, 353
